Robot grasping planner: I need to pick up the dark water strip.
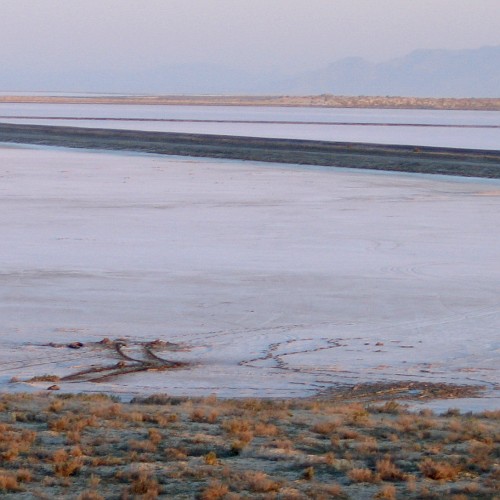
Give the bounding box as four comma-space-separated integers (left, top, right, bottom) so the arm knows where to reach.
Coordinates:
1, 122, 499, 179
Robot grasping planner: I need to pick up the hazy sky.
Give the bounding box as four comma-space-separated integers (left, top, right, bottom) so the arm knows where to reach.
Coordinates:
1, 0, 500, 74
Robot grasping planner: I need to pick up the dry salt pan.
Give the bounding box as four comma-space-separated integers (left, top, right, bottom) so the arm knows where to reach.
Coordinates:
0, 145, 499, 408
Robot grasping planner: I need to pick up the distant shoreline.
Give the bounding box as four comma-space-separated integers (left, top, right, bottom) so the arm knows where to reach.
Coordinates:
1, 94, 500, 111
1, 122, 499, 179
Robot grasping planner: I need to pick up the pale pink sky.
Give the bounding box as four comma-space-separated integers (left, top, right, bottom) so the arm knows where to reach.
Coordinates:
1, 0, 499, 74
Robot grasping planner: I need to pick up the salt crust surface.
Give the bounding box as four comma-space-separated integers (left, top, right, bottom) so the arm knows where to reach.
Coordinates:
0, 145, 499, 407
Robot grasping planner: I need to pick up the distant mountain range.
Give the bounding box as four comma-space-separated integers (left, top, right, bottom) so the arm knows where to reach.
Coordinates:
2, 45, 499, 97
281, 45, 500, 98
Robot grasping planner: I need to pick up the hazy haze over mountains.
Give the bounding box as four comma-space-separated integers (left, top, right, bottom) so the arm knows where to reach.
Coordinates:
1, 1, 499, 98
2, 46, 499, 98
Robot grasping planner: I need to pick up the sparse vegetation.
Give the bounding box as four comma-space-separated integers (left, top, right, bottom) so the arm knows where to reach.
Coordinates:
0, 392, 497, 498
1, 94, 499, 111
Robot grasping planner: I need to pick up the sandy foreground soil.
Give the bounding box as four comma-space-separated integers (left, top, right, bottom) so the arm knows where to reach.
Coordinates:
0, 145, 499, 410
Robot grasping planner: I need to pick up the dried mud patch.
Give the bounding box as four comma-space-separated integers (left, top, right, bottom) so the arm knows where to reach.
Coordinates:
316, 381, 485, 404
19, 338, 192, 387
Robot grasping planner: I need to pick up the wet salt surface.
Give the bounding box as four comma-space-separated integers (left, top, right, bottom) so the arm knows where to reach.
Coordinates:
1, 104, 499, 150
1, 103, 500, 125
0, 145, 499, 409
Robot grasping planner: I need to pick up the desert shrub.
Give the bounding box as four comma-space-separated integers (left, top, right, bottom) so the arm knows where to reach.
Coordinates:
345, 409, 372, 426
89, 403, 123, 419
0, 474, 20, 492
374, 484, 397, 499
222, 418, 251, 434
377, 401, 403, 415
419, 408, 435, 417
191, 408, 218, 424
128, 471, 160, 496
204, 451, 219, 466
243, 471, 280, 493
165, 447, 188, 460
312, 420, 339, 435
337, 427, 360, 440
130, 394, 187, 405
356, 436, 378, 455
148, 428, 163, 445
268, 438, 294, 452
127, 439, 156, 453
52, 448, 83, 477
126, 411, 144, 423
395, 415, 417, 434
54, 458, 82, 477
240, 398, 264, 412
1, 444, 20, 461
66, 430, 81, 444
143, 414, 169, 426
309, 482, 345, 498
478, 409, 500, 419
276, 487, 305, 499
88, 474, 101, 488
254, 422, 279, 436
77, 492, 105, 500
303, 466, 315, 480
130, 394, 170, 405
16, 469, 32, 483
467, 441, 495, 472
376, 457, 407, 481
49, 415, 72, 432
230, 440, 247, 455
419, 458, 461, 480
199, 480, 229, 500
347, 468, 379, 483
48, 399, 64, 412
415, 416, 438, 431
49, 414, 96, 432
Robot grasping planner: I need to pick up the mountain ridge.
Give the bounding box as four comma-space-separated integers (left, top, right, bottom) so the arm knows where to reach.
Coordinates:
1, 45, 499, 97
281, 45, 500, 97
